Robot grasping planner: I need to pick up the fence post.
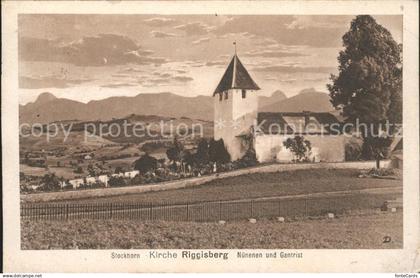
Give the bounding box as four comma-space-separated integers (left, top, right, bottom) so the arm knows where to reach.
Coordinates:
110, 203, 113, 219
186, 203, 189, 221
305, 199, 308, 217
149, 203, 153, 220
219, 201, 222, 220
278, 200, 281, 216
251, 200, 254, 218
65, 204, 69, 220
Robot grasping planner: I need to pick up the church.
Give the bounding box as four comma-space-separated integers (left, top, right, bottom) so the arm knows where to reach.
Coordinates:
213, 53, 346, 163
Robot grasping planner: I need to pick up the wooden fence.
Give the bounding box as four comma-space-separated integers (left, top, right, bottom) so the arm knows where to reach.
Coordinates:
21, 193, 398, 222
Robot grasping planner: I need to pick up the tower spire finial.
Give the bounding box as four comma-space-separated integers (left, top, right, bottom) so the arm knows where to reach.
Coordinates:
233, 41, 237, 55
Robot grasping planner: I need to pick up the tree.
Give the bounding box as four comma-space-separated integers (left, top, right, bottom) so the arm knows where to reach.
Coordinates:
114, 166, 124, 174
87, 164, 101, 176
134, 153, 158, 173
327, 15, 402, 167
166, 137, 184, 162
40, 173, 61, 191
209, 139, 231, 164
181, 149, 194, 168
195, 139, 209, 165
283, 136, 312, 162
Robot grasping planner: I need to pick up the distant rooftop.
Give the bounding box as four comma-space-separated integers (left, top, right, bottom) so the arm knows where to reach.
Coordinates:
213, 54, 260, 96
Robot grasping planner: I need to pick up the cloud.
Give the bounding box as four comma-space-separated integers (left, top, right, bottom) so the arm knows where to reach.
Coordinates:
286, 16, 352, 30
19, 75, 92, 89
119, 67, 144, 73
150, 31, 178, 38
205, 60, 227, 67
172, 76, 193, 82
254, 38, 279, 46
243, 49, 307, 58
174, 22, 211, 36
279, 78, 298, 83
239, 32, 258, 38
153, 72, 172, 78
111, 73, 131, 78
302, 77, 328, 82
100, 83, 138, 88
141, 73, 194, 86
252, 65, 336, 74
19, 34, 167, 66
213, 15, 348, 47
184, 60, 205, 67
192, 37, 210, 45
264, 76, 277, 81
149, 78, 171, 85
143, 17, 178, 27
264, 75, 327, 83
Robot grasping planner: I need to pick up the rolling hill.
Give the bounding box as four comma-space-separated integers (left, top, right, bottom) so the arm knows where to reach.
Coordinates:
258, 90, 287, 109
20, 92, 214, 124
260, 89, 334, 113
19, 89, 335, 124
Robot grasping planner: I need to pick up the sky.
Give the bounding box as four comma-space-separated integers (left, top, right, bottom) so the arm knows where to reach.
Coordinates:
18, 14, 402, 105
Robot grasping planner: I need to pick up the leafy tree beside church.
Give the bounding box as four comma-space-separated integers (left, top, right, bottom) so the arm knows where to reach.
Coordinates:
327, 15, 402, 167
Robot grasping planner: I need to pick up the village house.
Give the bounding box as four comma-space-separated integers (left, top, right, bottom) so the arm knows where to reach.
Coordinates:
123, 170, 140, 178
213, 54, 345, 163
68, 178, 84, 189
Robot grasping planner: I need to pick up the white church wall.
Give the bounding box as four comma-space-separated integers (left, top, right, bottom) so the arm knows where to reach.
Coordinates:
307, 135, 346, 162
214, 89, 259, 161
214, 91, 233, 141
232, 89, 258, 123
255, 134, 346, 163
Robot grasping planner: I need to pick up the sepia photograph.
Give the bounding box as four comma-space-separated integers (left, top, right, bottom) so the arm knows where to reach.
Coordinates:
2, 0, 419, 273
17, 13, 404, 250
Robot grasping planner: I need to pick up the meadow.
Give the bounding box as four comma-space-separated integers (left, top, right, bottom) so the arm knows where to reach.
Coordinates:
21, 210, 403, 249
35, 168, 402, 205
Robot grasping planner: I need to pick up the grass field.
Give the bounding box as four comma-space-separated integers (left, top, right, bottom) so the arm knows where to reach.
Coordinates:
40, 168, 402, 205
21, 210, 403, 249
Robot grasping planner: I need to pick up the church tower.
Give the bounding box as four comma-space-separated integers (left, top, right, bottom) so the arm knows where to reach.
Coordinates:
213, 53, 260, 161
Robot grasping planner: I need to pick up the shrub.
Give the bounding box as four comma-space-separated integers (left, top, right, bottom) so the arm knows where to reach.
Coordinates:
130, 174, 144, 185
114, 166, 124, 174
234, 148, 258, 168
209, 139, 230, 164
367, 167, 395, 177
134, 153, 158, 173
108, 176, 127, 187
345, 140, 363, 161
39, 173, 62, 191
283, 136, 312, 162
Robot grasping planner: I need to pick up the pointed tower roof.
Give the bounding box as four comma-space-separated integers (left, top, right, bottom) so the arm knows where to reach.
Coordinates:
213, 55, 260, 96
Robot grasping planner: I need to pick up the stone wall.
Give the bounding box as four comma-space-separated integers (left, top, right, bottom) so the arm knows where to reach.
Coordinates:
255, 134, 346, 163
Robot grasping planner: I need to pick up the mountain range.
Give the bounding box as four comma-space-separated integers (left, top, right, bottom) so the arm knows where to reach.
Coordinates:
19, 88, 335, 124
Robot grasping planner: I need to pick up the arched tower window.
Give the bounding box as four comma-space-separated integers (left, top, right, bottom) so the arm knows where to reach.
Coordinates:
219, 93, 223, 101
224, 91, 229, 100
242, 89, 246, 99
